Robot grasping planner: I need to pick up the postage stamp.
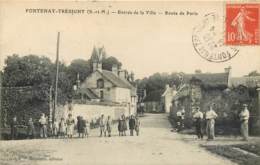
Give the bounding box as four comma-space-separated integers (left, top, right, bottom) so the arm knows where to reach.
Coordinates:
192, 13, 239, 63
225, 4, 260, 45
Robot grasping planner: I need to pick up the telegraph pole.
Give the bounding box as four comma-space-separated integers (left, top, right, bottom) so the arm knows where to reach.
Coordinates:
53, 32, 60, 123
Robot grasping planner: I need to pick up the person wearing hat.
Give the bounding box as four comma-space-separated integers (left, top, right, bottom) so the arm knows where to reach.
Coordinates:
205, 104, 218, 140
193, 107, 204, 139
239, 104, 250, 141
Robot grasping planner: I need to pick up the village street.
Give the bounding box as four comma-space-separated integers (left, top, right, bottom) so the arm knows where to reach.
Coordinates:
0, 114, 236, 165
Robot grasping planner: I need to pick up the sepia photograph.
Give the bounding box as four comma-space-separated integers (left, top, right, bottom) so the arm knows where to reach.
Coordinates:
0, 1, 260, 165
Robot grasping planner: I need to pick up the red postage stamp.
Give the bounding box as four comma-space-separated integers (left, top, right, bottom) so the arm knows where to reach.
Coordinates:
226, 4, 260, 45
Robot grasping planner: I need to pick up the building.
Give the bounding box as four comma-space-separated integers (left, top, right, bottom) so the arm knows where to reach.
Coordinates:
171, 68, 231, 127
161, 84, 177, 113
76, 46, 137, 115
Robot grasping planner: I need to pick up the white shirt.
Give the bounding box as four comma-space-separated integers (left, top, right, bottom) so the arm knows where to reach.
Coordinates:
240, 109, 250, 121
193, 111, 203, 119
39, 116, 47, 125
205, 110, 218, 119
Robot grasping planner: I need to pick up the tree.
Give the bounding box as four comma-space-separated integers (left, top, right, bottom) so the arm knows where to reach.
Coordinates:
248, 70, 260, 76
67, 59, 91, 84
136, 72, 182, 102
102, 56, 122, 71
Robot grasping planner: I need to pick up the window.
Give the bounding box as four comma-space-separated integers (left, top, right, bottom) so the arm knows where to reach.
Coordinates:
100, 91, 104, 100
97, 79, 104, 88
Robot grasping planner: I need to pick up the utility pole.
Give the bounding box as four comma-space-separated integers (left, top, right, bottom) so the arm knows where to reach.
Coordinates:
53, 32, 60, 123
49, 86, 53, 124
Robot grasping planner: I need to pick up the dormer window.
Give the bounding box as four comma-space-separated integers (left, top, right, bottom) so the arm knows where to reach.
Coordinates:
97, 78, 104, 88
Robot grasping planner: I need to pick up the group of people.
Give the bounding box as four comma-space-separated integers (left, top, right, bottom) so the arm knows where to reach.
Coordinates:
176, 103, 250, 141
98, 114, 141, 137
38, 113, 81, 139
10, 112, 141, 140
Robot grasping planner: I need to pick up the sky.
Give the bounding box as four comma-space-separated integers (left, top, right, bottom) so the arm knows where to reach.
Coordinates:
0, 1, 259, 79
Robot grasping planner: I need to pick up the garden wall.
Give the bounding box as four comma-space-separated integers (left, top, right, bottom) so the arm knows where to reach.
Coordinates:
55, 102, 130, 122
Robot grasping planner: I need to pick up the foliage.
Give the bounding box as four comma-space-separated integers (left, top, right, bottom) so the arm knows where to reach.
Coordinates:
67, 59, 91, 83
248, 70, 260, 77
1, 53, 124, 126
102, 56, 122, 71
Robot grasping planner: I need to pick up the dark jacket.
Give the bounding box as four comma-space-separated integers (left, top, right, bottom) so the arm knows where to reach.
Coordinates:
129, 118, 136, 130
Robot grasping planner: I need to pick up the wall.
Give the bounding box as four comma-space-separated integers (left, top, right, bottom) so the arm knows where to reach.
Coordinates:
115, 88, 131, 103
55, 103, 131, 122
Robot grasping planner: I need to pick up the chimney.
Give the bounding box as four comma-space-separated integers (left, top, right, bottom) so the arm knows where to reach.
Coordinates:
119, 70, 127, 80
129, 72, 135, 82
112, 64, 118, 75
224, 66, 231, 73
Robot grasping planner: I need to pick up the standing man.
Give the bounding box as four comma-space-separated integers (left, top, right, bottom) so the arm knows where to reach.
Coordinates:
193, 107, 204, 139
135, 116, 141, 136
205, 105, 218, 140
239, 104, 250, 141
10, 116, 18, 140
129, 115, 136, 136
39, 113, 48, 138
106, 116, 112, 137
99, 114, 106, 137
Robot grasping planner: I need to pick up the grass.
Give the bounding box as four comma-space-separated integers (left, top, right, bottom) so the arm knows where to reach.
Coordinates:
232, 143, 260, 156
0, 147, 61, 165
203, 144, 260, 165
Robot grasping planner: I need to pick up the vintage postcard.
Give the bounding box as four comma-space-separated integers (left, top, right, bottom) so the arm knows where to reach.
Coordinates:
0, 1, 260, 165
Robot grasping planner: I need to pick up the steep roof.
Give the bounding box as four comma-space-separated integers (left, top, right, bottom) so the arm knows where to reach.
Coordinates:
80, 88, 99, 99
98, 70, 133, 89
183, 72, 229, 86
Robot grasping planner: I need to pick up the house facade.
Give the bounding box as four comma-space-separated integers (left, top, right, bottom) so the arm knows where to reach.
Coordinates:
75, 46, 137, 115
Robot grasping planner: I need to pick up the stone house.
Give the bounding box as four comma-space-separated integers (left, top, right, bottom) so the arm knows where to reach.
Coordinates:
76, 46, 137, 115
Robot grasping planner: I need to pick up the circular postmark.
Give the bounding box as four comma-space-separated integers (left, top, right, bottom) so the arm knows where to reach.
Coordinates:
192, 13, 239, 63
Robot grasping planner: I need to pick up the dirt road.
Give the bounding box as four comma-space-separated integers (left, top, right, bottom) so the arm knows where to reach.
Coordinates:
0, 114, 236, 165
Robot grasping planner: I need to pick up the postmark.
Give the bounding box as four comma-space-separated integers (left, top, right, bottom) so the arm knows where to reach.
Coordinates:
192, 13, 239, 63
226, 4, 260, 45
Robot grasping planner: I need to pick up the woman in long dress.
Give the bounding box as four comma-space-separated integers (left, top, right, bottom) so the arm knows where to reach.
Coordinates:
122, 115, 127, 136
59, 118, 66, 138
118, 116, 124, 136
66, 114, 75, 138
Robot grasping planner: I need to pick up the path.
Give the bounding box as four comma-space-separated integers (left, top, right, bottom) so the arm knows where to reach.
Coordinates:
0, 113, 236, 165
